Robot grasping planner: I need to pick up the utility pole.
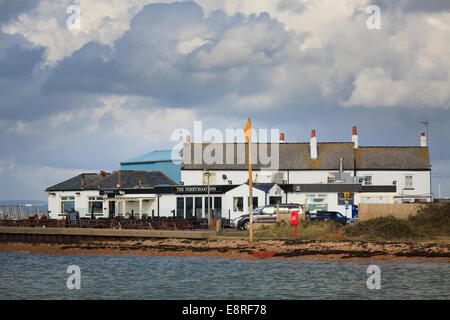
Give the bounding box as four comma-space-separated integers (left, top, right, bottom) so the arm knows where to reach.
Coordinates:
244, 117, 254, 242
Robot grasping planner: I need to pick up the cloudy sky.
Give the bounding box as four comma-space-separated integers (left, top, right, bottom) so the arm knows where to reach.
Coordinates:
0, 0, 449, 200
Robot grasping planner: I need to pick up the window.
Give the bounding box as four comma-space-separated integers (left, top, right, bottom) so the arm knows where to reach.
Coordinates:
214, 197, 222, 218
271, 172, 285, 184
61, 196, 75, 213
405, 175, 413, 188
233, 197, 243, 212
195, 197, 203, 219
176, 197, 184, 218
269, 196, 282, 205
204, 197, 212, 216
364, 176, 372, 185
88, 197, 103, 214
186, 197, 193, 219
247, 197, 258, 209
338, 193, 354, 205
306, 195, 328, 213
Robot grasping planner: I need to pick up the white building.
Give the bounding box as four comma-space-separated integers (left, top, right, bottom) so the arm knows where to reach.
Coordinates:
46, 171, 177, 219
46, 127, 431, 220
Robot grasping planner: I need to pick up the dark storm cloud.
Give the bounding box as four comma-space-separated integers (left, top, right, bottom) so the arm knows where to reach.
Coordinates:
276, 0, 306, 14
43, 2, 300, 107
0, 33, 44, 78
370, 0, 450, 13
0, 0, 39, 24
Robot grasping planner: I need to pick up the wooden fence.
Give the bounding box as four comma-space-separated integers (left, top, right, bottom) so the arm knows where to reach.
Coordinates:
358, 203, 427, 221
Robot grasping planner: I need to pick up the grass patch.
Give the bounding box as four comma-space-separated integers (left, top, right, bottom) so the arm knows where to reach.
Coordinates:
252, 203, 450, 241
256, 220, 346, 240
345, 216, 417, 240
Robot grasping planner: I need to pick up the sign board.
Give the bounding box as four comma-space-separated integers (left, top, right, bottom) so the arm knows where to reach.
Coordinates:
172, 186, 220, 194
338, 193, 354, 205
352, 205, 359, 219
345, 202, 349, 210
68, 212, 79, 221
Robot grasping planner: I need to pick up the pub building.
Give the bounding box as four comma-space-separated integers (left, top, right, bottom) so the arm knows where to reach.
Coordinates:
46, 127, 431, 220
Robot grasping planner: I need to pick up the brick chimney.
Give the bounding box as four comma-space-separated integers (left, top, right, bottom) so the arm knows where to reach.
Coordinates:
352, 126, 359, 149
279, 132, 285, 143
420, 132, 427, 147
310, 130, 318, 159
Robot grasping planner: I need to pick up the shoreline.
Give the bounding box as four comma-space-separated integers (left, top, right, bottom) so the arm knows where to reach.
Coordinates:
1, 239, 450, 261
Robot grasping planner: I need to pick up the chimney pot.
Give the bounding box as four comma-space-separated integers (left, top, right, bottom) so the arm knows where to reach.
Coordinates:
310, 130, 318, 159
280, 133, 285, 142
352, 126, 359, 149
420, 132, 427, 147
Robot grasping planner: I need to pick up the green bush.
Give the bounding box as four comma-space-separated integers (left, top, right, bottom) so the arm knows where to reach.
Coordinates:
345, 216, 418, 240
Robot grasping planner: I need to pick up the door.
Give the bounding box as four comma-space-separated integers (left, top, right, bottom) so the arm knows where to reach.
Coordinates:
213, 197, 222, 219
195, 197, 203, 219
269, 196, 282, 205
186, 197, 193, 220
109, 201, 115, 218
176, 197, 184, 218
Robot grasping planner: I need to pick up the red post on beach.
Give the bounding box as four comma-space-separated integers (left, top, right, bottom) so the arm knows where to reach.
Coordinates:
291, 210, 299, 240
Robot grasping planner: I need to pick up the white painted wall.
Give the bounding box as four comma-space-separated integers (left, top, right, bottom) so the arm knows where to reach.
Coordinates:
224, 184, 266, 220
181, 169, 357, 185
47, 190, 104, 219
357, 170, 431, 201
287, 192, 358, 218
182, 169, 431, 202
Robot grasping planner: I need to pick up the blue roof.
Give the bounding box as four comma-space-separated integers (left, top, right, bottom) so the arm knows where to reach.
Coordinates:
121, 149, 182, 164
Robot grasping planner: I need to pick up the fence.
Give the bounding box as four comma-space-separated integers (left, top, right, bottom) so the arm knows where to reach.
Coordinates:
358, 203, 427, 221
0, 205, 45, 220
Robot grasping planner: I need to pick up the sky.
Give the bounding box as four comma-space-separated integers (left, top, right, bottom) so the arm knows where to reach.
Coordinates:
0, 0, 449, 201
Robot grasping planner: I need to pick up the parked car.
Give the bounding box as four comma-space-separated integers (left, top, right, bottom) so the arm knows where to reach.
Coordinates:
308, 211, 349, 225
232, 204, 303, 230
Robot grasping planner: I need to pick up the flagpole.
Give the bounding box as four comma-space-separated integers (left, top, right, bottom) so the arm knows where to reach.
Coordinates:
247, 118, 254, 242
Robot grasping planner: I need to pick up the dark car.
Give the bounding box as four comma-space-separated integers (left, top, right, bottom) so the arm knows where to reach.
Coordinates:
308, 211, 349, 225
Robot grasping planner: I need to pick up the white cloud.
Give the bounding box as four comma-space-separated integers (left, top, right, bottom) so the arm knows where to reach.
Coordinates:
6, 94, 197, 142
1, 0, 175, 64
0, 157, 97, 200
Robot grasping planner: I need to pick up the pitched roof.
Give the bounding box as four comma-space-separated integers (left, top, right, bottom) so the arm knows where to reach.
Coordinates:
46, 171, 177, 192
182, 143, 430, 170
83, 170, 177, 189
252, 183, 277, 193
355, 147, 430, 170
182, 143, 355, 170
46, 173, 108, 191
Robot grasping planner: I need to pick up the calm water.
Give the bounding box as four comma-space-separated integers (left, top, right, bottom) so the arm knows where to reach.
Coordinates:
0, 252, 449, 299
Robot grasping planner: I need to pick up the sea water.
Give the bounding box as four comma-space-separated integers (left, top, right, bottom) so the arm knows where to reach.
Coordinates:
0, 252, 448, 299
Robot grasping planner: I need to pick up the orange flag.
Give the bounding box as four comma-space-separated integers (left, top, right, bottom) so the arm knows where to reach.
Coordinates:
244, 118, 252, 142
